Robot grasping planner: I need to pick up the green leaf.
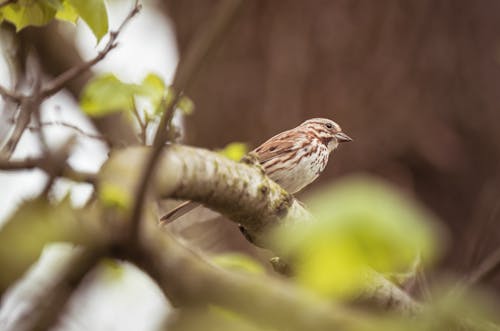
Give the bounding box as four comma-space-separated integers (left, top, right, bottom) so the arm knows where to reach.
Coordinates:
0, 0, 109, 39
140, 73, 167, 113
65, 0, 108, 40
80, 74, 142, 117
270, 175, 443, 299
211, 253, 265, 275
80, 73, 173, 118
55, 0, 78, 23
218, 142, 248, 161
177, 96, 195, 115
0, 0, 60, 31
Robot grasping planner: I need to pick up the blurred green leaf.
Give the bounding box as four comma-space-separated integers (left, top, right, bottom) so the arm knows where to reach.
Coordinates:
99, 182, 131, 210
65, 0, 108, 40
211, 253, 265, 275
177, 95, 195, 115
141, 73, 166, 104
80, 73, 172, 118
80, 74, 141, 116
0, 0, 59, 31
55, 0, 79, 23
270, 175, 443, 299
0, 197, 87, 291
218, 142, 248, 161
141, 73, 169, 116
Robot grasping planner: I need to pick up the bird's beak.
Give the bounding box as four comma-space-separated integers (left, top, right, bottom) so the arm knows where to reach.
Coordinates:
335, 132, 352, 143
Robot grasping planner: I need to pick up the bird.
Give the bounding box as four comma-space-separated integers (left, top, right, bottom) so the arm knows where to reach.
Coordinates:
160, 118, 352, 224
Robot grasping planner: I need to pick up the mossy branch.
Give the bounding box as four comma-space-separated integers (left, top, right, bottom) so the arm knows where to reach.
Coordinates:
101, 145, 420, 314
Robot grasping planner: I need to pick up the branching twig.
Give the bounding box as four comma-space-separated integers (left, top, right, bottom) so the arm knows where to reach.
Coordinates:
128, 0, 243, 241
0, 1, 141, 159
1, 97, 38, 159
39, 0, 142, 99
0, 156, 97, 184
28, 121, 106, 141
0, 157, 40, 170
131, 104, 147, 144
0, 84, 22, 102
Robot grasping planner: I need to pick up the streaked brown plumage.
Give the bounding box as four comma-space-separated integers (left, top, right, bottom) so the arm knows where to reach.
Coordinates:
160, 118, 351, 223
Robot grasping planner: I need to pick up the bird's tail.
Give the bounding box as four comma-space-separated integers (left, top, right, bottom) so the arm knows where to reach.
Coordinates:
159, 201, 201, 224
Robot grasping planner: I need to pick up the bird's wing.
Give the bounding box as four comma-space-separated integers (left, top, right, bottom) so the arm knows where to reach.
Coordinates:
252, 129, 304, 164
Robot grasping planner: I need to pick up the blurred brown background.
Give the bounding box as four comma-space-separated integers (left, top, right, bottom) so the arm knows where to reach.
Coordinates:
162, 0, 500, 278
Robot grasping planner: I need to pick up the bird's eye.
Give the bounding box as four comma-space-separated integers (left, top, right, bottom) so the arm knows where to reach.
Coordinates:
325, 122, 333, 129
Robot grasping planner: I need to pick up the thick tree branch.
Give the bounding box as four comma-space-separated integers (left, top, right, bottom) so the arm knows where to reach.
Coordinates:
103, 145, 310, 243
101, 145, 420, 313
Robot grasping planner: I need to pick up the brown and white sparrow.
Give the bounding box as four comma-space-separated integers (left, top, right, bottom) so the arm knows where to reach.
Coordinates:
160, 118, 351, 223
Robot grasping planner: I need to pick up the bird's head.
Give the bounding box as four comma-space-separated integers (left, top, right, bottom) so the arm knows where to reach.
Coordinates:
300, 118, 352, 152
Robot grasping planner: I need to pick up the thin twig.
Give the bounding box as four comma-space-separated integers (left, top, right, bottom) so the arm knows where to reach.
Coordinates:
127, 0, 243, 241
0, 84, 22, 102
31, 55, 51, 157
466, 247, 500, 285
1, 97, 36, 159
39, 0, 142, 99
131, 104, 147, 144
0, 157, 40, 170
0, 156, 97, 184
28, 121, 106, 141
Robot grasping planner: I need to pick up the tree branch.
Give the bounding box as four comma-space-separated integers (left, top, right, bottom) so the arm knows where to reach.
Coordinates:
101, 145, 420, 313
0, 156, 97, 184
28, 121, 106, 141
103, 145, 308, 244
0, 96, 37, 159
0, 84, 22, 102
0, 157, 40, 170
